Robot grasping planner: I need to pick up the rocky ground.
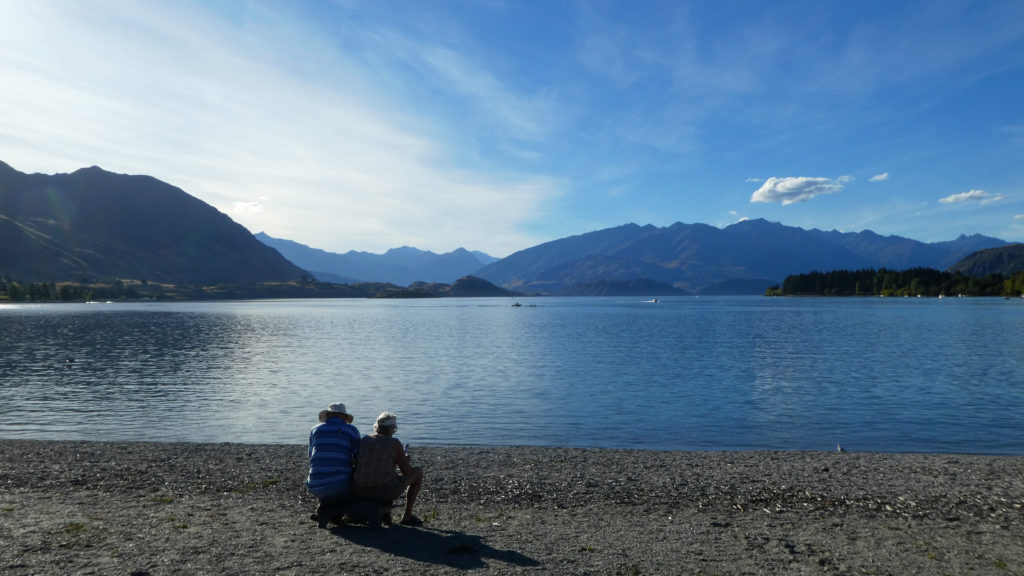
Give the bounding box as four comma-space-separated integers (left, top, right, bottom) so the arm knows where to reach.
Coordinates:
1, 440, 1022, 575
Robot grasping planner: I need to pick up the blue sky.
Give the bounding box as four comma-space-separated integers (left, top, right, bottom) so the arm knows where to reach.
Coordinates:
2, 0, 1023, 257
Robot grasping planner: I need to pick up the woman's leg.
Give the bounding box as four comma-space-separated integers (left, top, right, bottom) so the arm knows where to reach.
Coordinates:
402, 467, 424, 523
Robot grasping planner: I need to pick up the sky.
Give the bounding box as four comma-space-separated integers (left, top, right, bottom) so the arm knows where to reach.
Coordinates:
2, 0, 1023, 257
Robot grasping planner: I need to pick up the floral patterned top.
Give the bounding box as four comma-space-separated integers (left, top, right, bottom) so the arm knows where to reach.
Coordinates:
353, 434, 403, 489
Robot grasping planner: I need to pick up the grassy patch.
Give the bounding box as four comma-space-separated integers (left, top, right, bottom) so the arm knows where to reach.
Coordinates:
53, 522, 109, 549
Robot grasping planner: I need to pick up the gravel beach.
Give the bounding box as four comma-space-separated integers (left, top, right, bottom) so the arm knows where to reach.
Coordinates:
2, 440, 1022, 575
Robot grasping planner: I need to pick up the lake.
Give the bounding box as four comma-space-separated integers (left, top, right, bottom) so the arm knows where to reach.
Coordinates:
1, 296, 1022, 454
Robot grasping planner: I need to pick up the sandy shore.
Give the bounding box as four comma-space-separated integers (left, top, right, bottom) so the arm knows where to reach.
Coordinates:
1, 441, 1022, 575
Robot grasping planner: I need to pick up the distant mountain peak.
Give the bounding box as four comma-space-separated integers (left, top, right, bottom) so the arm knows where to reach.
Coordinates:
386, 245, 433, 256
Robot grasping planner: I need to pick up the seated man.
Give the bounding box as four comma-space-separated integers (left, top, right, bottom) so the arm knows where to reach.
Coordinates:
353, 411, 424, 526
306, 402, 360, 507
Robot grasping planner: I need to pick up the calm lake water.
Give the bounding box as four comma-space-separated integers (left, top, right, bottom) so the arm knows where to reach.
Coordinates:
1, 296, 1022, 454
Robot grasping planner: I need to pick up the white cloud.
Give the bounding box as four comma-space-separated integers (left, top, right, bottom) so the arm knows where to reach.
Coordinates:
725, 210, 748, 224
939, 190, 986, 203
745, 177, 761, 183
750, 176, 845, 205
869, 173, 890, 182
1015, 214, 1024, 220
231, 202, 264, 217
938, 189, 1002, 204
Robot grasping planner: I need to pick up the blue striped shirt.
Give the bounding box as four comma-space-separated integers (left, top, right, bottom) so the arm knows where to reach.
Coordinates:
306, 418, 360, 494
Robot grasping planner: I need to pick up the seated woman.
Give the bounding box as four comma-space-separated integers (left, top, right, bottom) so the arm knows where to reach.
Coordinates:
353, 411, 424, 526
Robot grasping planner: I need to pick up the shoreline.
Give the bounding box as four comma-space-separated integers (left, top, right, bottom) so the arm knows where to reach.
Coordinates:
2, 440, 1022, 574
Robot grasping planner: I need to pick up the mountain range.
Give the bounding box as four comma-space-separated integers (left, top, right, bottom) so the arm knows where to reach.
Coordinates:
254, 232, 496, 285
473, 220, 1010, 294
2, 161, 1020, 295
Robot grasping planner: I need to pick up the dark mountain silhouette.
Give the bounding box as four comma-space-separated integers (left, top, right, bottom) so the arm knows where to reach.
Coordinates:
405, 275, 522, 297
0, 161, 308, 283
947, 244, 1024, 277
255, 232, 494, 285
475, 219, 1009, 294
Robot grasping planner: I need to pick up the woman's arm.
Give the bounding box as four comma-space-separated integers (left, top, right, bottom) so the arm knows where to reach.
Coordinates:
393, 438, 413, 476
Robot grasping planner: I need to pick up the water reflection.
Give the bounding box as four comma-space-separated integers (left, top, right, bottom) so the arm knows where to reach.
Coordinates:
1, 297, 1022, 453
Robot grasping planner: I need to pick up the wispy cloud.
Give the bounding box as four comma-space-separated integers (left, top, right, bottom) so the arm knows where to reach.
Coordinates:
577, 4, 645, 86
818, 2, 1024, 95
869, 173, 890, 182
0, 2, 562, 256
745, 177, 761, 183
938, 189, 1003, 205
418, 46, 561, 143
750, 176, 845, 205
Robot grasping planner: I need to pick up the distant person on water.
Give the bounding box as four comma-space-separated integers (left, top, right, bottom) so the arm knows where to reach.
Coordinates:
306, 402, 360, 502
353, 411, 424, 526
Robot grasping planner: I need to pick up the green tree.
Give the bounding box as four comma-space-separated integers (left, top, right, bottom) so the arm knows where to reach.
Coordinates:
7, 282, 26, 301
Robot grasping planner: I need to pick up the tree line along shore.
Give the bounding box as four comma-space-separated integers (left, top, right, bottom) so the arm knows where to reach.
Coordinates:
767, 267, 1024, 297
0, 276, 513, 302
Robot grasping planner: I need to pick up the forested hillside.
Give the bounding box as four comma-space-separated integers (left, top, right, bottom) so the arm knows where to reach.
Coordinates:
767, 268, 1024, 297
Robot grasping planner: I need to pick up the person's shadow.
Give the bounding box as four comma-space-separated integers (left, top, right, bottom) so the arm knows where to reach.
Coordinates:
329, 523, 541, 570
